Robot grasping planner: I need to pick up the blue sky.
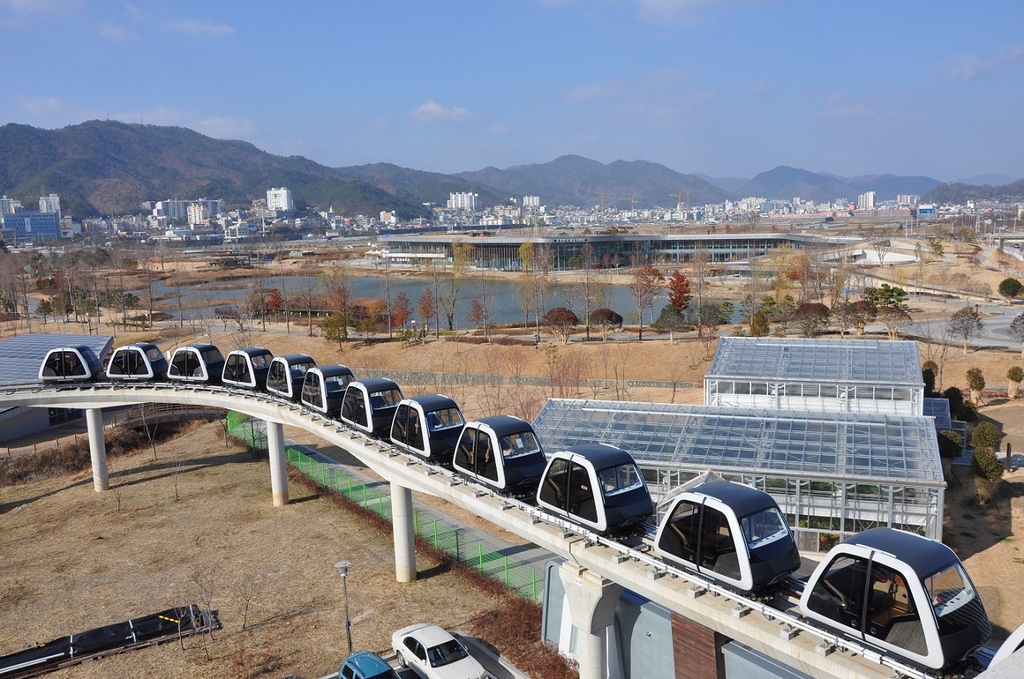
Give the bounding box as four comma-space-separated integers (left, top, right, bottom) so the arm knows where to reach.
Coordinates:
2, 1, 1023, 182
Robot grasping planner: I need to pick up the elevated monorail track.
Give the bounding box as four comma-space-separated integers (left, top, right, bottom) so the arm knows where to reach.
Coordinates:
1, 382, 951, 679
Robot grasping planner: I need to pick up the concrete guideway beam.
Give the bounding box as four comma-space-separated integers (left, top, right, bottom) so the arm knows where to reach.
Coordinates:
267, 420, 288, 507
558, 562, 622, 679
391, 483, 416, 583
86, 407, 108, 492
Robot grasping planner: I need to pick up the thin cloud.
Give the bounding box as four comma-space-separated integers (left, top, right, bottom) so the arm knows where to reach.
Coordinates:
162, 18, 234, 37
18, 95, 63, 116
409, 100, 473, 124
0, 0, 81, 28
368, 117, 393, 132
97, 22, 136, 41
943, 44, 1024, 81
487, 123, 510, 135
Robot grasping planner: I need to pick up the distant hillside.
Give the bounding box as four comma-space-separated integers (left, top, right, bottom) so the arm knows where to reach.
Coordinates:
957, 173, 1018, 186
456, 155, 731, 208
738, 166, 942, 202
0, 121, 498, 218
923, 179, 1024, 204
694, 174, 750, 193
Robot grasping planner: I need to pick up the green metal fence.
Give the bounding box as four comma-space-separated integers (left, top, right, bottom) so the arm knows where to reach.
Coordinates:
227, 413, 543, 602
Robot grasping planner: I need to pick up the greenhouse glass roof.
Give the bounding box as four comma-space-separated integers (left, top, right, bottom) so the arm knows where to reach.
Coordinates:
532, 398, 943, 486
706, 337, 923, 386
0, 333, 113, 386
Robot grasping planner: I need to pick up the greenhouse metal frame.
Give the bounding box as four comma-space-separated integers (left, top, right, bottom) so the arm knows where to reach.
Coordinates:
532, 398, 944, 553
704, 337, 925, 416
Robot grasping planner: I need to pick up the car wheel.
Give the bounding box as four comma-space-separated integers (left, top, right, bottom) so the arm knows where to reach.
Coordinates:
396, 651, 407, 668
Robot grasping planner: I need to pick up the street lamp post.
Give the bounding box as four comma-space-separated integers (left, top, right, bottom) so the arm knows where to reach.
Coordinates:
335, 560, 353, 657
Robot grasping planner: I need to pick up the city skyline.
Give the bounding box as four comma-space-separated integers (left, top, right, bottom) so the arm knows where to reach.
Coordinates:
2, 1, 1023, 182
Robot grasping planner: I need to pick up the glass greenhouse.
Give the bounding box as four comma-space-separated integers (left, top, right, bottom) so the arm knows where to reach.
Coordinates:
532, 398, 944, 552
704, 337, 925, 416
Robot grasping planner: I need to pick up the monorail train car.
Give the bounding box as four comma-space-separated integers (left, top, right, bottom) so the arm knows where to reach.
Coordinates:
799, 527, 991, 672
300, 364, 354, 415
653, 479, 801, 593
38, 346, 104, 382
340, 378, 404, 438
167, 344, 225, 384
105, 342, 168, 381
452, 416, 547, 498
389, 395, 465, 463
536, 444, 654, 536
266, 354, 316, 401
221, 347, 274, 389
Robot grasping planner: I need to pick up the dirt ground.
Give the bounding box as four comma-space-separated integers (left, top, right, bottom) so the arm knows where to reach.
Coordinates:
0, 422, 504, 679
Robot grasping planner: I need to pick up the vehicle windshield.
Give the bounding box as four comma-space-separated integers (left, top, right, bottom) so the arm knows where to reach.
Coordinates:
740, 507, 789, 549
289, 361, 315, 379
427, 407, 464, 431
145, 347, 163, 362
427, 639, 469, 667
325, 374, 352, 392
371, 388, 402, 407
598, 463, 644, 496
500, 430, 541, 458
923, 562, 977, 619
251, 353, 270, 368
201, 348, 224, 363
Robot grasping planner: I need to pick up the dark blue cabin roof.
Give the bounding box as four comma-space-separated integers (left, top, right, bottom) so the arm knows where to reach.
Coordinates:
184, 343, 219, 352
354, 377, 400, 392
410, 394, 460, 412
236, 347, 272, 357
845, 527, 957, 578
562, 443, 635, 470
690, 481, 777, 518
277, 354, 314, 364
318, 364, 353, 377
130, 342, 160, 352
476, 415, 533, 437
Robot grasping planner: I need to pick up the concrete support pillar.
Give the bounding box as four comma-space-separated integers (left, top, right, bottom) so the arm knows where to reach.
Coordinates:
86, 408, 108, 492
391, 483, 417, 583
267, 420, 288, 507
558, 562, 622, 679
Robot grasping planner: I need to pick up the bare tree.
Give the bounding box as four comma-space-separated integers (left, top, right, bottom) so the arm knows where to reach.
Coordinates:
947, 306, 985, 354
235, 572, 263, 631
628, 263, 662, 340
439, 241, 473, 332
296, 265, 322, 337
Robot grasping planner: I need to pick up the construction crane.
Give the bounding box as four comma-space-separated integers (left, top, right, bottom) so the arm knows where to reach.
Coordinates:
670, 189, 691, 219
596, 190, 606, 225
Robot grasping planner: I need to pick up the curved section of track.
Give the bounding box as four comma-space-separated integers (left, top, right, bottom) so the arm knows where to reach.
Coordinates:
2, 382, 931, 679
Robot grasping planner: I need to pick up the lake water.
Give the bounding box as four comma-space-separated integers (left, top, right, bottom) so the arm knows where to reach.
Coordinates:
148, 273, 735, 328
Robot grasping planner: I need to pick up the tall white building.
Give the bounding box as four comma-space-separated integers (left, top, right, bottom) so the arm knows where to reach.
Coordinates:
857, 191, 876, 210
187, 203, 209, 225
523, 195, 540, 208
39, 193, 61, 217
267, 187, 294, 212
447, 192, 479, 211
0, 195, 20, 214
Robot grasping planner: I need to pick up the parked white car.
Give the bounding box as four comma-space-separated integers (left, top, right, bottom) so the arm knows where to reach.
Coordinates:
391, 623, 491, 679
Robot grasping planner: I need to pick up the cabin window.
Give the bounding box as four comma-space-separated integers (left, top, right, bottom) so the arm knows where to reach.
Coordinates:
67, 354, 86, 376
43, 353, 63, 377
807, 555, 869, 630
302, 373, 323, 408
740, 507, 789, 549
426, 407, 463, 431
661, 500, 700, 564
924, 563, 979, 635
226, 354, 251, 383
267, 362, 287, 391
866, 565, 926, 655
251, 353, 270, 368
478, 432, 498, 482
455, 428, 477, 472
567, 462, 597, 523
108, 353, 127, 375
699, 507, 739, 579
145, 346, 163, 362
500, 430, 541, 459
598, 464, 643, 496
408, 410, 424, 450
170, 351, 198, 377
342, 389, 367, 426
540, 457, 570, 510
128, 349, 148, 375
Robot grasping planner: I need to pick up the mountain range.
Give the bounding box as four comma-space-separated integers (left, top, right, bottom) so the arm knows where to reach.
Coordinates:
0, 120, 1019, 218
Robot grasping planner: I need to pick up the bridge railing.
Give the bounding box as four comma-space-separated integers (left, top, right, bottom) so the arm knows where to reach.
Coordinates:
226, 413, 544, 603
